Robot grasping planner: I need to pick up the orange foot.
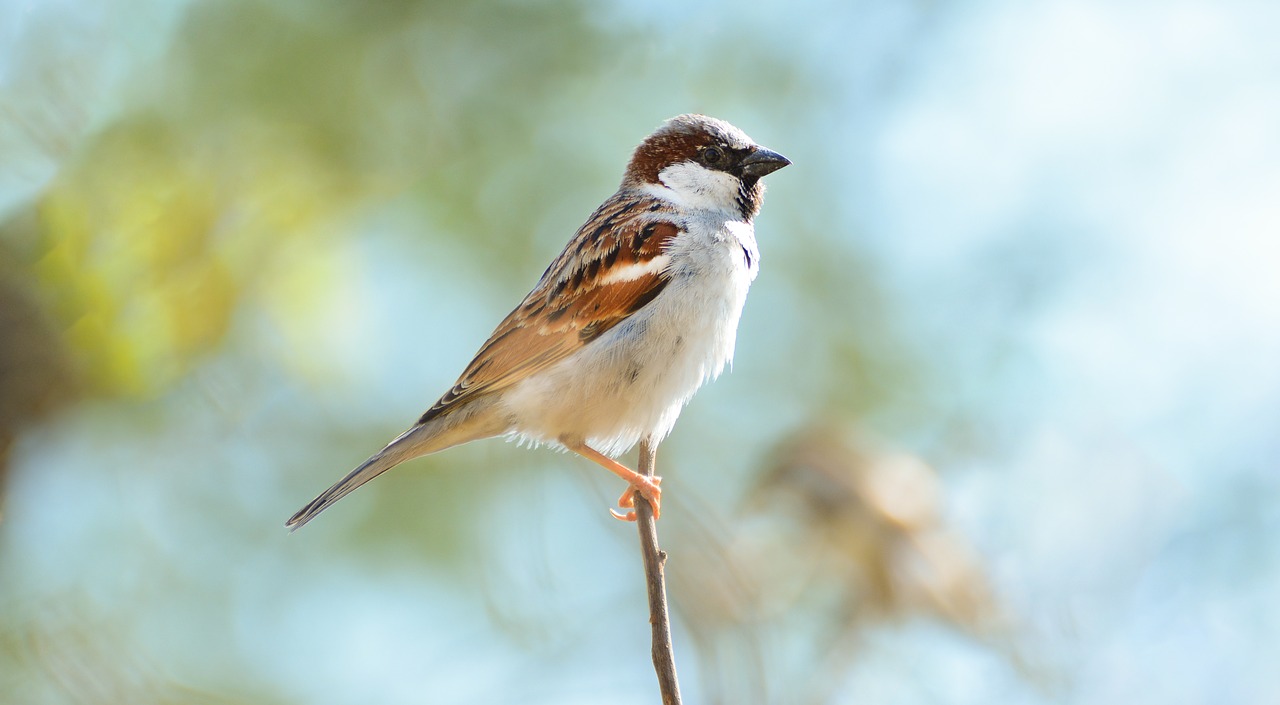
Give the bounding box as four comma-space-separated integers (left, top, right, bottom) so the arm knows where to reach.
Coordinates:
563, 439, 665, 522
610, 475, 662, 522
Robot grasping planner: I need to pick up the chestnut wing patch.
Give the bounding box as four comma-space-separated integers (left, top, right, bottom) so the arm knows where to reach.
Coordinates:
419, 204, 680, 423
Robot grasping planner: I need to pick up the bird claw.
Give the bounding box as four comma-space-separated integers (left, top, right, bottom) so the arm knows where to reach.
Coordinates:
611, 475, 662, 521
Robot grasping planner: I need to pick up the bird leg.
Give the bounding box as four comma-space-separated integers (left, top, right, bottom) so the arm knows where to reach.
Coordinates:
563, 440, 663, 521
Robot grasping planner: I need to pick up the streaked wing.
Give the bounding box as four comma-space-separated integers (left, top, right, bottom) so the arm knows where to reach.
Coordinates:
419, 194, 681, 423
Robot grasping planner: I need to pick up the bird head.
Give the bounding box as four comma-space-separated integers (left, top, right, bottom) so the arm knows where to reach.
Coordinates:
623, 114, 790, 220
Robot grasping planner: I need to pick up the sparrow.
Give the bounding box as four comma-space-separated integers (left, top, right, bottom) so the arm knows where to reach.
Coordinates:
286, 114, 789, 530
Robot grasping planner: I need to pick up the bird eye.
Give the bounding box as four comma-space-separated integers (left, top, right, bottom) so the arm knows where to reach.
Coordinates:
701, 147, 724, 165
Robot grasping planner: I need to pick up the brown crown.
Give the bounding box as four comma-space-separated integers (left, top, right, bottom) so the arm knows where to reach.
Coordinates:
622, 114, 752, 187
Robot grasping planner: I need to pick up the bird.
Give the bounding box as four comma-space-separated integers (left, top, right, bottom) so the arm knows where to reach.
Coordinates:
286, 114, 789, 530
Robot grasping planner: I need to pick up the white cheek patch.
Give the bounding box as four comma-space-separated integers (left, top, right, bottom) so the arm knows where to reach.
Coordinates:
642, 161, 741, 213
599, 254, 672, 284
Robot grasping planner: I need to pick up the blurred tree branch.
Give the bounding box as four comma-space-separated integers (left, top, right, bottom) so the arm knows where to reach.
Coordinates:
634, 439, 682, 705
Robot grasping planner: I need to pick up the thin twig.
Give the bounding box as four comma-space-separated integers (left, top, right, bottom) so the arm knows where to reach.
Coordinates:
635, 438, 682, 705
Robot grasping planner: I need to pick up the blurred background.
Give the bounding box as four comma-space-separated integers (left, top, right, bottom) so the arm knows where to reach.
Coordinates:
1, 0, 1277, 703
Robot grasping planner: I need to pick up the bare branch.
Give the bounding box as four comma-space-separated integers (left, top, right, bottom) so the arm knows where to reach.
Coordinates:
635, 438, 682, 705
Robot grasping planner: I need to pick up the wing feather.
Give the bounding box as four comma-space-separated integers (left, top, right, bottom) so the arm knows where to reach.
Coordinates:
419, 195, 681, 423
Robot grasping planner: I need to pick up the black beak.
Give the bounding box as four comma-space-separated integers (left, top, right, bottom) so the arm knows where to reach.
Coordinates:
741, 146, 791, 177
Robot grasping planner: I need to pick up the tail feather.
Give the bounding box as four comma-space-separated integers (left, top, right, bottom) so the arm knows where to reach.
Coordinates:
286, 441, 412, 531
285, 420, 449, 531
287, 397, 508, 531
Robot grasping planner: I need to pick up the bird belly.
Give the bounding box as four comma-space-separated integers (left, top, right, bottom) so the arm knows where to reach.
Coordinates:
500, 234, 755, 456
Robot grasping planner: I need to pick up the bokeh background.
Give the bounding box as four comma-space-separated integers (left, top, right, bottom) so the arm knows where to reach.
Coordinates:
2, 0, 1278, 703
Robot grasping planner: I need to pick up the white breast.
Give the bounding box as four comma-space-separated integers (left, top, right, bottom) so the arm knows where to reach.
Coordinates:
501, 216, 760, 456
